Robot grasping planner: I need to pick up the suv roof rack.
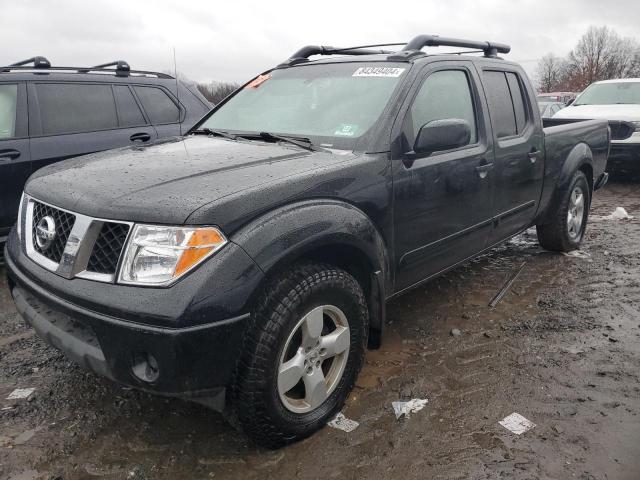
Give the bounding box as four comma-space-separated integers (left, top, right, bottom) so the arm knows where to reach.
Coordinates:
1, 57, 172, 78
280, 35, 511, 66
77, 60, 131, 77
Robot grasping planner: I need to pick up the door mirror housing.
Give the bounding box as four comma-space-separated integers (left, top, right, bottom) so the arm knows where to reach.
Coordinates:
413, 119, 472, 155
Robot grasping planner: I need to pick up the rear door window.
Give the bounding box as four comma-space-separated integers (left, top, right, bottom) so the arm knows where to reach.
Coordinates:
0, 84, 18, 139
113, 85, 146, 127
36, 83, 118, 135
484, 71, 530, 138
506, 72, 528, 133
133, 86, 180, 124
483, 71, 516, 138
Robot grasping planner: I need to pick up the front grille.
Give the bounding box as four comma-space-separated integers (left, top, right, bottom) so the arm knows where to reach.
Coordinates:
610, 121, 634, 141
87, 222, 130, 274
31, 201, 76, 263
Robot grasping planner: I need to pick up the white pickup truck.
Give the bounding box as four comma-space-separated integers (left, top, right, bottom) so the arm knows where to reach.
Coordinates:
554, 78, 640, 173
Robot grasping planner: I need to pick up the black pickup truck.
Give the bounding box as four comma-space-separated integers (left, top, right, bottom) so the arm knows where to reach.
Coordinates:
5, 35, 609, 448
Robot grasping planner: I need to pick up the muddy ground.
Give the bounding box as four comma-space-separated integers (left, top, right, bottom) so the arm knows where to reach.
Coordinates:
1, 179, 639, 480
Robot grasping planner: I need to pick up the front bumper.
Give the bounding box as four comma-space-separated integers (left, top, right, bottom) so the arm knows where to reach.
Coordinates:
5, 229, 264, 409
608, 143, 640, 172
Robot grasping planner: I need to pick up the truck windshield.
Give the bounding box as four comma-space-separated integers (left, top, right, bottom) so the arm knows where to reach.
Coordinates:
199, 62, 408, 149
574, 82, 640, 105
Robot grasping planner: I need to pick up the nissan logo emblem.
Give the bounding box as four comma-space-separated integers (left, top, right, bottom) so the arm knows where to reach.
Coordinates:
35, 215, 57, 250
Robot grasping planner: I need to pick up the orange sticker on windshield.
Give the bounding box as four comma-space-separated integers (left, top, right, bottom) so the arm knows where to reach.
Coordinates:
246, 74, 271, 89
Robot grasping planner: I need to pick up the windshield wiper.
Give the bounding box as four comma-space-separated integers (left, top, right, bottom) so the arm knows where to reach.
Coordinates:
192, 128, 238, 140
254, 132, 329, 152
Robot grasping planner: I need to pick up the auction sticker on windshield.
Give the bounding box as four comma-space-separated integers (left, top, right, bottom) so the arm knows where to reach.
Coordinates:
352, 67, 405, 77
334, 124, 358, 136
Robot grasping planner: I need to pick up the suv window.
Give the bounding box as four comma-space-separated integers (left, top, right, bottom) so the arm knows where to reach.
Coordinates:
113, 85, 146, 127
0, 84, 18, 139
133, 86, 180, 124
410, 70, 477, 144
483, 71, 529, 138
36, 83, 118, 135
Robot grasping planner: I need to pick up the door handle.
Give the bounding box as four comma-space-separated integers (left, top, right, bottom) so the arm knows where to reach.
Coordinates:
475, 161, 494, 179
130, 132, 151, 143
528, 149, 540, 163
0, 149, 21, 161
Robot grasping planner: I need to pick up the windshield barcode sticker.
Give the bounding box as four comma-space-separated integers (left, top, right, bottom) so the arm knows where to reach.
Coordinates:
352, 67, 405, 78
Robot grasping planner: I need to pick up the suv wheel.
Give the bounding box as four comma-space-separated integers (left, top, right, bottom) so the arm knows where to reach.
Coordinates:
536, 170, 590, 252
232, 263, 368, 448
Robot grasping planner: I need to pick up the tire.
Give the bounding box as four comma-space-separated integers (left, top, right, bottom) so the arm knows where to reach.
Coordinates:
232, 263, 368, 448
536, 170, 590, 252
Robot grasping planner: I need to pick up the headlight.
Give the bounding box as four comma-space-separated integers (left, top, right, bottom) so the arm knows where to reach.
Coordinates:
118, 225, 227, 286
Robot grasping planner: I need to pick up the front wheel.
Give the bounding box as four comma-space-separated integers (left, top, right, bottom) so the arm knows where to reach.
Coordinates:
232, 263, 368, 448
536, 170, 591, 252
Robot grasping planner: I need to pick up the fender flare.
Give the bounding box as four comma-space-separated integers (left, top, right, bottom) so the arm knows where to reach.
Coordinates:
230, 199, 391, 343
540, 143, 593, 224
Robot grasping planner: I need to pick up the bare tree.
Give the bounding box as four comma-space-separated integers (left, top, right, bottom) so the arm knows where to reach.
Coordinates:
196, 82, 240, 105
536, 54, 567, 92
565, 26, 640, 90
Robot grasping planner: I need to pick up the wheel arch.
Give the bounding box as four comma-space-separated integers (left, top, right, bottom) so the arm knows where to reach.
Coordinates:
230, 199, 391, 348
540, 142, 594, 225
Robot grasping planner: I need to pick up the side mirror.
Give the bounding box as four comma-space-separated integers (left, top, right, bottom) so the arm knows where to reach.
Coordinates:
413, 119, 471, 155
566, 98, 575, 106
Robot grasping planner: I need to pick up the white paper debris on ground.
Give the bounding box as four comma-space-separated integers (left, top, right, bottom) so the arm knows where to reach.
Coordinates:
6, 388, 36, 400
327, 412, 359, 432
561, 250, 591, 258
392, 398, 428, 419
602, 207, 634, 220
499, 412, 536, 435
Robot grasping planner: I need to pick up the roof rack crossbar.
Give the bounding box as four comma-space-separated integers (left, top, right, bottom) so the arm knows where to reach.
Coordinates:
402, 35, 510, 58
10, 56, 51, 68
78, 60, 131, 76
280, 44, 400, 66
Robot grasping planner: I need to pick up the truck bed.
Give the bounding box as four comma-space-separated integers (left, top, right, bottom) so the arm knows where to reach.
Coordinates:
536, 117, 610, 221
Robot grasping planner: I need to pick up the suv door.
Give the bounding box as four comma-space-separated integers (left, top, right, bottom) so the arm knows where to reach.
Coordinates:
28, 82, 157, 173
132, 85, 183, 137
0, 82, 30, 237
480, 69, 544, 243
392, 63, 496, 291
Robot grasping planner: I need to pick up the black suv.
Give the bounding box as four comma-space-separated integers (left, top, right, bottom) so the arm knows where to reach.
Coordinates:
0, 57, 211, 241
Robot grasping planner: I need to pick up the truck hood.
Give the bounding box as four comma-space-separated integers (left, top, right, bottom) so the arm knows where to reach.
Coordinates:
26, 136, 355, 225
554, 103, 640, 121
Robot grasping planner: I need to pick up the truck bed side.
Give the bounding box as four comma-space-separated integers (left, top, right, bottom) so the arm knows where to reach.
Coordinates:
536, 118, 610, 222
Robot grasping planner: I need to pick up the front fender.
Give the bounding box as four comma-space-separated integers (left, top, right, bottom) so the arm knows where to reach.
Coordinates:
231, 199, 390, 287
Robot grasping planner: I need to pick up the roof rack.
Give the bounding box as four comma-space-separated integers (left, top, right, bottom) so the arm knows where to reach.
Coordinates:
279, 43, 404, 66
393, 35, 510, 60
77, 60, 131, 77
280, 35, 511, 66
1, 57, 172, 78
10, 56, 51, 68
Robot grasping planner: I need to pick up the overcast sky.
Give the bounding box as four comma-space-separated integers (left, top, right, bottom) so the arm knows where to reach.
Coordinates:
2, 0, 639, 85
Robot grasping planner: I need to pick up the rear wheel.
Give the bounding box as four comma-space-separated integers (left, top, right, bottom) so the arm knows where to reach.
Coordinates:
536, 170, 590, 252
232, 263, 368, 448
